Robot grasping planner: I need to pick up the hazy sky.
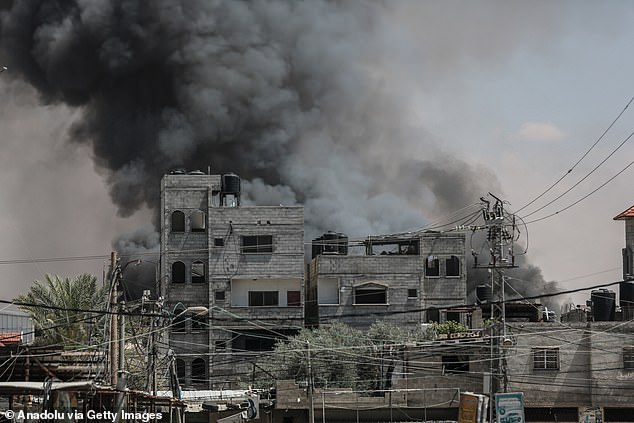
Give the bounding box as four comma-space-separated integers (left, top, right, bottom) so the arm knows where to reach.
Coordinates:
1, 1, 633, 307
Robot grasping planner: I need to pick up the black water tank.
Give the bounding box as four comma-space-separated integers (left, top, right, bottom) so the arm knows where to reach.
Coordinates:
312, 232, 348, 259
222, 173, 241, 194
592, 289, 616, 321
322, 231, 339, 253
476, 285, 492, 304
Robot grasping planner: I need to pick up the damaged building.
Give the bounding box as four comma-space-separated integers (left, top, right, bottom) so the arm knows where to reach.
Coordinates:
160, 171, 305, 389
306, 232, 468, 330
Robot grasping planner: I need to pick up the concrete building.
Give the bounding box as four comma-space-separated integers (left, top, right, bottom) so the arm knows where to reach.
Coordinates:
271, 320, 634, 423
306, 232, 468, 330
160, 171, 304, 389
614, 204, 634, 320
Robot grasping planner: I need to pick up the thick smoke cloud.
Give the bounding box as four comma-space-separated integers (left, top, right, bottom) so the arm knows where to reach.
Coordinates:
0, 1, 561, 306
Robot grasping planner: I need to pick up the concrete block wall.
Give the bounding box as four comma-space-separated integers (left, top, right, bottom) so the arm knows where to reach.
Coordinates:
505, 322, 593, 407
310, 232, 467, 331
160, 174, 305, 389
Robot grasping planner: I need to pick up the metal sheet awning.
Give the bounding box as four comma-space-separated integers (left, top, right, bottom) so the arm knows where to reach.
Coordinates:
0, 381, 96, 394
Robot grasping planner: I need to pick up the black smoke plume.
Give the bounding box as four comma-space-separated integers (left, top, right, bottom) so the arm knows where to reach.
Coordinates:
0, 1, 561, 308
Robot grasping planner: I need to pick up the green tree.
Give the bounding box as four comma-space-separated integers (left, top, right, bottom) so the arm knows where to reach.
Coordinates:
262, 322, 433, 391
15, 274, 108, 348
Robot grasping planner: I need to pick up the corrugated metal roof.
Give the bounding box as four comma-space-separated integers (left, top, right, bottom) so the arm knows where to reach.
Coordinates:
0, 332, 21, 346
614, 205, 634, 220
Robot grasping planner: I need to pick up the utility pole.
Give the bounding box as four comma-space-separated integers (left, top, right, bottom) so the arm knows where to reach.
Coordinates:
473, 194, 518, 420
307, 342, 315, 423
109, 252, 119, 388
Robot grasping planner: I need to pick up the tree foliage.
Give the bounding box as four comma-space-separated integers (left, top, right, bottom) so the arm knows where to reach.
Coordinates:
430, 320, 469, 335
15, 274, 108, 348
262, 322, 431, 391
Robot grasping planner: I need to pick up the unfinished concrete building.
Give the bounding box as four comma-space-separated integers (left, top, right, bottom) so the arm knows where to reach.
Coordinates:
306, 231, 468, 330
160, 171, 304, 389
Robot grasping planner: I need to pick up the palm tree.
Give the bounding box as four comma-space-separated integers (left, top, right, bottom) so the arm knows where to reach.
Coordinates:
15, 274, 108, 348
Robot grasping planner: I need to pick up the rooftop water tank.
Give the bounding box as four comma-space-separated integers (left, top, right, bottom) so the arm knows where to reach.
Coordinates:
222, 173, 241, 194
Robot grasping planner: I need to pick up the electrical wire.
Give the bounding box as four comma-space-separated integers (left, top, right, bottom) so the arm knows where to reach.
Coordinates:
517, 92, 634, 214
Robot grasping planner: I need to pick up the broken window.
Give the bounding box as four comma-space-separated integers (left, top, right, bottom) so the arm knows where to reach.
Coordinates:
287, 291, 301, 306
191, 261, 205, 284
354, 286, 387, 304
171, 261, 186, 284
191, 210, 206, 232
425, 256, 440, 277
241, 235, 273, 254
248, 291, 279, 306
171, 211, 185, 232
446, 255, 460, 277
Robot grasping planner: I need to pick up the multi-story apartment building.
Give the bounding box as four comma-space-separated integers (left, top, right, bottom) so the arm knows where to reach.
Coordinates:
160, 171, 304, 389
306, 232, 468, 330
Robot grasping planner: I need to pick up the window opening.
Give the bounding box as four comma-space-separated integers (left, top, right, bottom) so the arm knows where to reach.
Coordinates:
241, 235, 273, 253
354, 286, 387, 304
249, 291, 279, 306
191, 358, 207, 384
172, 262, 186, 284
171, 211, 185, 232
446, 255, 460, 277
191, 261, 205, 283
191, 210, 206, 232
426, 256, 440, 277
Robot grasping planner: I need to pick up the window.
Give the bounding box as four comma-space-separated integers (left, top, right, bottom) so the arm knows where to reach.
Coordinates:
214, 238, 225, 247
425, 256, 439, 277
446, 256, 460, 277
442, 355, 469, 374
191, 314, 206, 331
426, 308, 440, 323
408, 289, 418, 298
172, 261, 186, 284
171, 211, 185, 232
191, 210, 206, 232
176, 359, 186, 380
191, 358, 207, 384
624, 347, 634, 369
215, 340, 228, 351
287, 291, 301, 306
533, 347, 559, 370
354, 286, 387, 305
191, 261, 205, 284
215, 290, 226, 301
241, 235, 273, 254
249, 291, 279, 306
